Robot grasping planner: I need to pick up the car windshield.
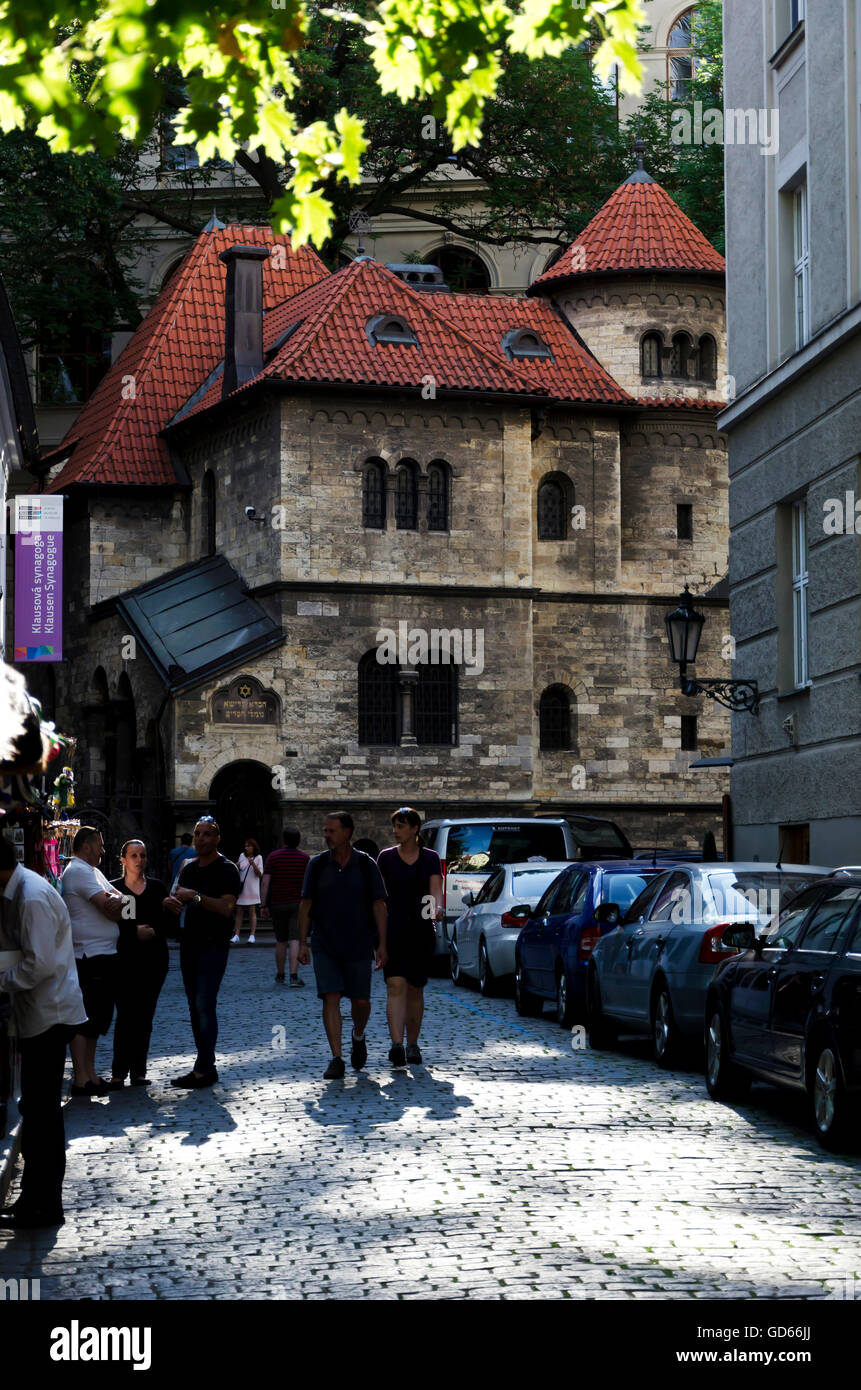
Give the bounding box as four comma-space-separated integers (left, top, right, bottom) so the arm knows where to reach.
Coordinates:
512, 868, 569, 901
445, 824, 567, 872
564, 820, 630, 854
706, 872, 822, 925
603, 871, 662, 912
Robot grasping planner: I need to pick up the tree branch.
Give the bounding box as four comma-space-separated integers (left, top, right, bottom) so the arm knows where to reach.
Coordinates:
118, 197, 202, 236
382, 204, 565, 249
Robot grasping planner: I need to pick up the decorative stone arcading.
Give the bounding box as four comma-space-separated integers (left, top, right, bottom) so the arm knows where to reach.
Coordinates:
554, 275, 726, 402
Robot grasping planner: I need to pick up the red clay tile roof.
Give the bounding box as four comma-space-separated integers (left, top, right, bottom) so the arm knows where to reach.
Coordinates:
177, 257, 633, 422
46, 227, 328, 491
530, 176, 725, 291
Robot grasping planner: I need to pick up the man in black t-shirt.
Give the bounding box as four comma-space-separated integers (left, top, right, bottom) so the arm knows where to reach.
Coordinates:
163, 818, 240, 1087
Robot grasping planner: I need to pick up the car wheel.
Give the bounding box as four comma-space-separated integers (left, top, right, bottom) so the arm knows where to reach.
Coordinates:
704, 1002, 750, 1101
555, 968, 575, 1028
809, 1039, 853, 1151
478, 939, 496, 998
449, 932, 465, 987
514, 961, 542, 1017
651, 982, 683, 1069
587, 969, 617, 1050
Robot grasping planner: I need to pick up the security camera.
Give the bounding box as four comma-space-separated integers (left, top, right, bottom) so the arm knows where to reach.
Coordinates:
245, 505, 256, 519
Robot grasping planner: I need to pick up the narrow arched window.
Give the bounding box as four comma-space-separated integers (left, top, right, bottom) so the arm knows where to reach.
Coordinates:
358, 651, 399, 745
641, 332, 663, 379
537, 477, 567, 540
362, 459, 386, 529
427, 460, 450, 532
667, 6, 698, 102
203, 470, 216, 556
670, 332, 694, 379
415, 664, 457, 745
539, 686, 573, 750
698, 334, 717, 384
395, 460, 419, 530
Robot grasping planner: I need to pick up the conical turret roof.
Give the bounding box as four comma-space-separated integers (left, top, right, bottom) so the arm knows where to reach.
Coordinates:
530, 162, 725, 292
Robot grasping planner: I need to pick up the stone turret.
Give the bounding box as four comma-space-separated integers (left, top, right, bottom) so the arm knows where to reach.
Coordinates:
529, 145, 727, 404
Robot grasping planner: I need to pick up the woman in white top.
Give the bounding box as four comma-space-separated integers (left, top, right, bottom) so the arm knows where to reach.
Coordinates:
232, 838, 263, 943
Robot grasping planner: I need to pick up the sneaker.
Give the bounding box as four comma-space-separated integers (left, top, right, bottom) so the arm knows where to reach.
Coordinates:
406, 1043, 422, 1065
289, 975, 305, 988
230, 935, 240, 944
388, 1042, 406, 1069
324, 1056, 346, 1080
350, 1033, 368, 1070
275, 973, 286, 985
248, 935, 256, 943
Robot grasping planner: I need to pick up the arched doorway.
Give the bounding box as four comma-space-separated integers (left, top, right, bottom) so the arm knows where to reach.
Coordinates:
209, 761, 282, 863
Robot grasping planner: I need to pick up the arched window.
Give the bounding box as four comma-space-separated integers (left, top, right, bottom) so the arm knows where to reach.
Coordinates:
539, 686, 574, 751
667, 7, 698, 102
203, 471, 216, 555
362, 458, 387, 529
670, 332, 694, 379
358, 651, 400, 745
427, 460, 450, 532
415, 664, 457, 745
395, 460, 419, 530
641, 332, 663, 379
537, 475, 569, 541
426, 246, 491, 293
698, 334, 717, 384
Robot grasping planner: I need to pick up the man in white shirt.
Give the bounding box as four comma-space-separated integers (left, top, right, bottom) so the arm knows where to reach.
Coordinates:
0, 837, 86, 1229
61, 827, 125, 1096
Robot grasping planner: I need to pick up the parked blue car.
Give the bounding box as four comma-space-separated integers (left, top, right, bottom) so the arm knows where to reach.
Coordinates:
514, 861, 666, 1027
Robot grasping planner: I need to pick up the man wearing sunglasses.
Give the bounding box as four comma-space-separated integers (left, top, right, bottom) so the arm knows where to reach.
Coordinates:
163, 818, 240, 1088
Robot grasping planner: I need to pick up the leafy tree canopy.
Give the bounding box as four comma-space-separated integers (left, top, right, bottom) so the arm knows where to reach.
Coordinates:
0, 0, 646, 244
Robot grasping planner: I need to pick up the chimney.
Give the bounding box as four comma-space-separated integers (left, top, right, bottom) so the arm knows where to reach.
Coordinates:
218, 245, 270, 398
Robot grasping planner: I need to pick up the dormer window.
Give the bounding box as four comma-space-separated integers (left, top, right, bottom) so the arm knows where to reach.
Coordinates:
502, 328, 554, 362
366, 314, 418, 347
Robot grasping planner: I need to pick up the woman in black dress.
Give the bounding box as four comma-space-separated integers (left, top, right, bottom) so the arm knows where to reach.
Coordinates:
107, 840, 170, 1088
376, 808, 443, 1068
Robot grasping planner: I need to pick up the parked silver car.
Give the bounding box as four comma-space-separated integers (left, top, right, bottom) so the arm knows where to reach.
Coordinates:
449, 862, 571, 995
587, 862, 831, 1067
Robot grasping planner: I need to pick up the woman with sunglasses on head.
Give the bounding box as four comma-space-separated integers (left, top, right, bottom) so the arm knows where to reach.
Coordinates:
376, 808, 443, 1068
107, 840, 170, 1089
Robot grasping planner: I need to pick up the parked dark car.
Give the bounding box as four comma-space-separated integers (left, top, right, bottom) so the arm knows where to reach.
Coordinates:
705, 871, 861, 1150
587, 862, 828, 1066
533, 813, 633, 860
514, 861, 666, 1026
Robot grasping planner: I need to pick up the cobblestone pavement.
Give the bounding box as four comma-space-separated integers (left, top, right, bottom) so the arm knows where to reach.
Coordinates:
1, 944, 860, 1300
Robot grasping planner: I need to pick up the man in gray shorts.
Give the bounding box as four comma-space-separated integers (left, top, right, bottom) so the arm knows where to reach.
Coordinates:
298, 811, 388, 1079
261, 828, 310, 986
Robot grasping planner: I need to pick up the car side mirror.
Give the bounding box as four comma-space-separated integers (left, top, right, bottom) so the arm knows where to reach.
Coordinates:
722, 922, 756, 951
594, 902, 621, 927
507, 903, 532, 921
462, 892, 475, 908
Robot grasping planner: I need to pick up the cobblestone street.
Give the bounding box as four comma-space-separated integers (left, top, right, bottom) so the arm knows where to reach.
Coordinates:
2, 944, 860, 1301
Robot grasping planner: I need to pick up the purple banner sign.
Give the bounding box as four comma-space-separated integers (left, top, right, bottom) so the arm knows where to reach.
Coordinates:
13, 496, 63, 662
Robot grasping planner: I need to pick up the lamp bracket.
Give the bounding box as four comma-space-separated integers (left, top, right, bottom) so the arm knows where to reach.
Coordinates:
681, 674, 759, 715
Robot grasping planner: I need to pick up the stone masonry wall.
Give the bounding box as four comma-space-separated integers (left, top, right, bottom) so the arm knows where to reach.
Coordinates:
554, 276, 727, 402
619, 418, 729, 591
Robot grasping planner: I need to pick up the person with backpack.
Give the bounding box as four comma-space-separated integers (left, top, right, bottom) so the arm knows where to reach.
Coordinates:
297, 811, 388, 1079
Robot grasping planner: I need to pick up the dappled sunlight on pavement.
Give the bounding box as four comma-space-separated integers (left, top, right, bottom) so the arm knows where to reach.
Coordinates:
1, 946, 859, 1299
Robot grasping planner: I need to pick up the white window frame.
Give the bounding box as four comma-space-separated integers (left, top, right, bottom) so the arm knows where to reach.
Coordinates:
791, 0, 805, 30
792, 499, 809, 688
793, 184, 810, 350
